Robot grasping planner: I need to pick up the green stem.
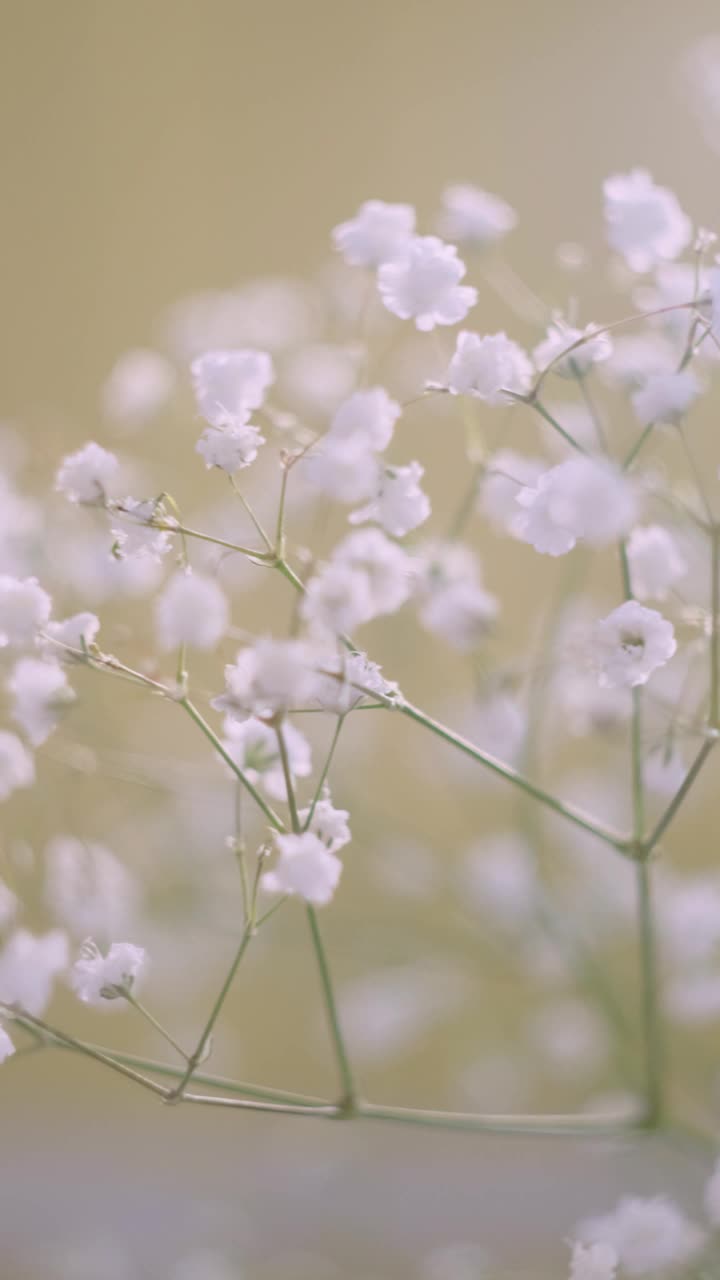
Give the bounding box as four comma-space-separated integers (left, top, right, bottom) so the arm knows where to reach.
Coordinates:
305, 905, 356, 1107
124, 993, 189, 1062
178, 697, 285, 832
522, 397, 586, 454
274, 721, 300, 832
623, 423, 655, 471
302, 715, 345, 831
155, 521, 272, 562
229, 476, 274, 550
6, 1011, 169, 1098
636, 859, 663, 1127
643, 738, 716, 854
356, 1101, 641, 1137
711, 525, 719, 728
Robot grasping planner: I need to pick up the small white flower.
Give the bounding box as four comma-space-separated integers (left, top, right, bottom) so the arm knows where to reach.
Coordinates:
703, 1156, 720, 1226
8, 657, 75, 745
55, 442, 119, 504
332, 529, 413, 615
0, 576, 52, 647
45, 612, 100, 656
446, 331, 533, 402
419, 580, 498, 651
215, 638, 324, 717
71, 937, 146, 1005
302, 433, 380, 505
601, 333, 677, 391
262, 831, 343, 906
533, 323, 612, 379
298, 794, 351, 854
154, 572, 229, 651
45, 837, 139, 942
350, 460, 431, 537
332, 199, 416, 268
196, 420, 265, 472
577, 1195, 705, 1276
603, 169, 692, 272
626, 525, 687, 601
110, 498, 174, 561
221, 717, 311, 802
631, 369, 700, 425
515, 458, 639, 556
326, 387, 401, 453
377, 236, 477, 331
0, 731, 35, 802
477, 450, 545, 535
590, 601, 676, 688
102, 348, 176, 430
300, 562, 376, 634
0, 1025, 14, 1064
568, 1240, 618, 1280
438, 184, 517, 248
191, 349, 274, 426
0, 928, 69, 1016
312, 650, 399, 715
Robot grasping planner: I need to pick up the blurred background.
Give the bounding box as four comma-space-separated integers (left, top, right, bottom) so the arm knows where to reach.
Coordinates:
3, 1, 720, 1276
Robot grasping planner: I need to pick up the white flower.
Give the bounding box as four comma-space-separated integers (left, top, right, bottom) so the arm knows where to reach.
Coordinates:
191, 349, 274, 426
0, 928, 69, 1015
215, 638, 324, 717
0, 575, 51, 647
631, 369, 700, 425
514, 457, 639, 556
312, 650, 399, 715
8, 657, 75, 745
302, 433, 380, 504
0, 880, 18, 930
45, 837, 139, 942
55, 442, 119, 504
332, 200, 416, 267
603, 170, 692, 272
438, 184, 517, 248
626, 525, 687, 601
110, 498, 174, 561
703, 1156, 720, 1225
300, 562, 376, 634
577, 1196, 705, 1276
0, 731, 35, 802
71, 937, 146, 1005
102, 348, 176, 430
221, 717, 311, 802
0, 1025, 14, 1064
601, 333, 677, 391
154, 572, 229, 651
326, 387, 401, 452
280, 342, 358, 419
590, 601, 676, 688
568, 1240, 618, 1280
377, 236, 477, 331
446, 331, 533, 402
419, 581, 498, 651
350, 460, 431, 537
332, 529, 413, 615
298, 794, 351, 853
477, 450, 545, 535
262, 831, 343, 906
45, 611, 100, 656
196, 421, 265, 473
533, 323, 612, 378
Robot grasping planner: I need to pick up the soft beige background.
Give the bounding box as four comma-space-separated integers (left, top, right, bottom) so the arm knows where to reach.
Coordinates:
2, 2, 720, 1276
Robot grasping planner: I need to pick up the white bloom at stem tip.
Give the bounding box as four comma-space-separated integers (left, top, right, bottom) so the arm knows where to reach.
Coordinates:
312, 649, 399, 715
55, 442, 119, 504
446, 331, 533, 403
326, 387, 401, 453
0, 1025, 14, 1064
0, 928, 69, 1016
102, 348, 176, 430
109, 498, 174, 561
45, 611, 100, 657
603, 169, 692, 272
302, 433, 380, 505
71, 937, 146, 1005
350, 460, 431, 537
590, 601, 676, 688
332, 528, 413, 616
8, 657, 75, 746
191, 349, 274, 426
0, 576, 51, 647
533, 322, 612, 379
377, 235, 477, 331
300, 561, 376, 635
215, 638, 324, 717
568, 1240, 618, 1280
196, 421, 265, 473
0, 731, 35, 802
626, 525, 687, 601
331, 199, 416, 268
438, 184, 517, 248
514, 457, 638, 556
154, 571, 229, 652
262, 831, 343, 907
298, 793, 351, 854
631, 369, 700, 425
577, 1195, 705, 1276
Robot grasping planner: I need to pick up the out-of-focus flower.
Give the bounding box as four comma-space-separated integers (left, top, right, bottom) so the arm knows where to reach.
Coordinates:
0, 927, 68, 1016
8, 657, 75, 745
191, 349, 274, 425
55, 442, 119, 504
349, 460, 431, 537
378, 236, 477, 330
154, 571, 229, 651
0, 576, 51, 648
262, 831, 343, 906
533, 322, 612, 378
631, 369, 700, 424
438, 183, 517, 248
626, 525, 687, 600
603, 170, 692, 272
332, 199, 416, 268
446, 331, 532, 402
577, 1195, 704, 1276
0, 731, 35, 803
102, 348, 176, 430
514, 457, 638, 556
590, 601, 676, 688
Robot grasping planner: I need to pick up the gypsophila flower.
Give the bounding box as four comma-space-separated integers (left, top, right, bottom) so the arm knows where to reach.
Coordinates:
577, 1196, 705, 1276
446, 331, 533, 402
514, 457, 639, 556
601, 333, 677, 390
332, 528, 413, 615
0, 880, 18, 930
298, 794, 351, 853
45, 611, 100, 656
568, 1240, 618, 1280
196, 420, 265, 473
191, 349, 274, 425
0, 575, 51, 647
300, 561, 376, 634
215, 638, 325, 717
8, 657, 75, 745
222, 717, 311, 801
631, 368, 700, 425
477, 450, 545, 535
703, 1157, 720, 1225
0, 1025, 14, 1064
603, 169, 692, 272
102, 348, 176, 430
377, 235, 477, 331
0, 928, 68, 1016
590, 601, 676, 688
154, 571, 229, 652
110, 498, 174, 560
626, 525, 687, 601
414, 541, 498, 651
331, 199, 416, 268
0, 731, 35, 802
437, 183, 517, 248
350, 460, 431, 537
262, 831, 343, 906
533, 322, 612, 379
71, 937, 146, 1005
45, 836, 140, 942
312, 650, 399, 714
326, 387, 401, 452
55, 442, 119, 504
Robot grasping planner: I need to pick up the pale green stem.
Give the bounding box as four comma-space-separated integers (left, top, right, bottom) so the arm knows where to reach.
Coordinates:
275, 464, 290, 554
574, 369, 608, 452
180, 1092, 341, 1118
623, 422, 656, 471
155, 521, 272, 561
274, 721, 300, 832
643, 738, 716, 854
711, 526, 720, 728
178, 697, 285, 832
305, 905, 357, 1108
124, 993, 189, 1062
677, 424, 714, 525
5, 1009, 169, 1098
508, 394, 585, 454
229, 476, 274, 550
356, 1101, 642, 1137
302, 715, 345, 831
